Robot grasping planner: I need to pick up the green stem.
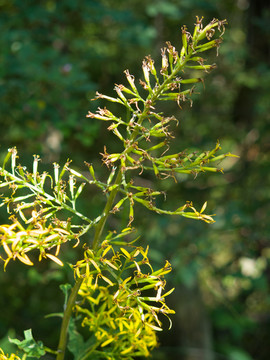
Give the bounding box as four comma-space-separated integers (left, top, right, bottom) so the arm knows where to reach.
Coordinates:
56, 277, 83, 360
92, 168, 123, 250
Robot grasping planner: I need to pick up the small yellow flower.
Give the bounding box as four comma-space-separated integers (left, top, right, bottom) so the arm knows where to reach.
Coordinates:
0, 348, 21, 360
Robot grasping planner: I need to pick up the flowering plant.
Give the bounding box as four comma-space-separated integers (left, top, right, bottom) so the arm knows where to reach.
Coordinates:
0, 17, 232, 360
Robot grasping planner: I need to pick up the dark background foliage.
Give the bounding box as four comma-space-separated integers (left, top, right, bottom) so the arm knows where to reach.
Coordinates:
0, 1, 270, 359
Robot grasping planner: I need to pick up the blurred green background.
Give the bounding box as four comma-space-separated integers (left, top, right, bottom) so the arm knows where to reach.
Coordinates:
0, 0, 270, 359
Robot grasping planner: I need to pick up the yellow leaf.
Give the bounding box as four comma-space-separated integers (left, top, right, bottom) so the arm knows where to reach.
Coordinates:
29, 229, 48, 236
2, 242, 12, 257
46, 253, 64, 266
24, 238, 39, 245
202, 214, 215, 223
11, 238, 21, 251
156, 286, 163, 301
1, 225, 14, 237
90, 259, 101, 272
121, 227, 132, 232
103, 259, 118, 270
44, 233, 60, 242
73, 237, 80, 248
55, 244, 60, 256
121, 276, 132, 286
102, 245, 111, 257
134, 261, 141, 273
16, 253, 33, 266
100, 275, 114, 286
200, 201, 207, 213
133, 249, 140, 258
16, 230, 28, 237
121, 345, 133, 355
53, 228, 70, 235
120, 247, 130, 258
113, 290, 120, 300
135, 326, 142, 337
162, 287, 175, 298
145, 322, 163, 331
4, 258, 11, 270
140, 245, 149, 258
85, 295, 99, 305
101, 338, 114, 347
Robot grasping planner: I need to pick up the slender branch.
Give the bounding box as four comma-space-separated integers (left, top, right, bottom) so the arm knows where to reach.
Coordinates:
1, 169, 93, 224
56, 277, 84, 360
92, 55, 191, 250
92, 169, 123, 250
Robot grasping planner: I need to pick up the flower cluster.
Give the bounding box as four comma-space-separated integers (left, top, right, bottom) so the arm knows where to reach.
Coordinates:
0, 216, 73, 269
74, 240, 175, 357
86, 18, 233, 226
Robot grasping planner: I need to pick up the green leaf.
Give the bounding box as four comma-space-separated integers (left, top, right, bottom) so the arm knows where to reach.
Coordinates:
67, 318, 96, 360
9, 329, 46, 358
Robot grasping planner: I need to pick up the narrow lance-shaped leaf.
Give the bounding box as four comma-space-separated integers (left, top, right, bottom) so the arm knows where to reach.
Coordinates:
32, 155, 40, 183
10, 147, 17, 175
2, 149, 12, 171
74, 182, 86, 201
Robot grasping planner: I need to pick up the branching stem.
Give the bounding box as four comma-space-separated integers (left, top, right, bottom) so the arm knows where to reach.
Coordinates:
56, 169, 123, 359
